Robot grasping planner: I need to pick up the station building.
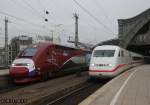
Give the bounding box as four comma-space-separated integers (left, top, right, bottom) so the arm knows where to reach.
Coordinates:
8, 35, 33, 65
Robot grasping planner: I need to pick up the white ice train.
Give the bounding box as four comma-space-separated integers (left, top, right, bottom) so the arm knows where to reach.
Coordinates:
89, 45, 143, 78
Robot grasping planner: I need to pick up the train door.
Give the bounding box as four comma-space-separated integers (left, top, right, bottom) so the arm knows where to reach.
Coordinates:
55, 46, 64, 68
117, 49, 123, 64
62, 48, 72, 63
47, 45, 59, 72
85, 52, 91, 66
123, 50, 131, 65
121, 50, 125, 64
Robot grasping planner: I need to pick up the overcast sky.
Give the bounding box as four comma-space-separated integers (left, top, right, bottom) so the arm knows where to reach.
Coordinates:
0, 0, 150, 47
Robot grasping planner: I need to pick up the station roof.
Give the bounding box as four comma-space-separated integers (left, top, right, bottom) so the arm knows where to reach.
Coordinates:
93, 38, 119, 49
118, 8, 150, 48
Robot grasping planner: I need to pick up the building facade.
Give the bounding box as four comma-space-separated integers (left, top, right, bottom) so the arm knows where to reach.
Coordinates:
0, 47, 5, 67
8, 35, 32, 65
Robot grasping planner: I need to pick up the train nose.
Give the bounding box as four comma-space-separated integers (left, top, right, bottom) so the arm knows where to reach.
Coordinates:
9, 67, 28, 77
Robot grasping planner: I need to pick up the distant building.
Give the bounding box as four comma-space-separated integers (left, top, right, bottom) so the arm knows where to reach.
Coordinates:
0, 47, 5, 67
6, 35, 61, 66
34, 35, 61, 45
11, 35, 32, 50
93, 38, 119, 49
8, 35, 32, 65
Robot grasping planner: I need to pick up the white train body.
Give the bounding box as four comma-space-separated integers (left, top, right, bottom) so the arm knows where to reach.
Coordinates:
89, 45, 143, 78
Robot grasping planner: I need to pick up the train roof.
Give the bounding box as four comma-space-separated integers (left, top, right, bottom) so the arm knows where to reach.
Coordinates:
130, 52, 143, 57
29, 43, 73, 48
28, 43, 91, 51
94, 45, 120, 50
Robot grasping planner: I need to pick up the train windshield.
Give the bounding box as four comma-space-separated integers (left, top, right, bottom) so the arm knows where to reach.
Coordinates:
20, 47, 37, 57
93, 50, 115, 57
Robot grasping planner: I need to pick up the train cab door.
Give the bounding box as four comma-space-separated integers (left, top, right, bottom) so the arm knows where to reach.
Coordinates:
118, 50, 123, 64
47, 45, 59, 72
118, 49, 129, 64
52, 45, 69, 70
63, 49, 70, 60
55, 46, 64, 68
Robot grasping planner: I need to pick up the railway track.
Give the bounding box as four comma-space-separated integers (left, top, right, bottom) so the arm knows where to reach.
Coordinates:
0, 81, 38, 94
44, 78, 109, 105
0, 72, 89, 105
0, 71, 110, 105
0, 71, 87, 94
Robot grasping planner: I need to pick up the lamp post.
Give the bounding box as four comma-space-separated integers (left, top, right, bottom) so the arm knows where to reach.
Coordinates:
51, 24, 63, 44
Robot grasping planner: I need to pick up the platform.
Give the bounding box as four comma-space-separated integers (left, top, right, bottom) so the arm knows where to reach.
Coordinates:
0, 69, 10, 89
0, 69, 9, 76
79, 65, 150, 105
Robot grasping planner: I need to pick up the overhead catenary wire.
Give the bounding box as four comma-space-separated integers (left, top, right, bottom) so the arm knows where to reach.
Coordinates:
9, 0, 43, 19
72, 0, 115, 35
21, 0, 46, 19
10, 21, 46, 32
0, 10, 49, 30
10, 21, 50, 36
0, 21, 50, 46
0, 15, 49, 44
8, 0, 66, 32
37, 0, 45, 10
10, 0, 55, 26
36, 0, 57, 25
92, 0, 114, 26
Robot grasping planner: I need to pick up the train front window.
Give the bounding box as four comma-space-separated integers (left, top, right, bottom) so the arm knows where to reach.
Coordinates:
93, 50, 115, 57
20, 47, 37, 57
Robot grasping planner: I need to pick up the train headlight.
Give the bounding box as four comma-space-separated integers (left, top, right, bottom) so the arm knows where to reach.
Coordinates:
27, 63, 34, 68
11, 63, 15, 66
108, 64, 112, 66
91, 63, 95, 66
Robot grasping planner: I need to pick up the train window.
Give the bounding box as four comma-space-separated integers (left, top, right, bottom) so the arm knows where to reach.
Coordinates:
56, 49, 62, 54
93, 50, 115, 57
121, 51, 124, 57
46, 50, 49, 55
118, 51, 121, 57
129, 52, 132, 57
19, 47, 37, 57
133, 57, 142, 60
63, 50, 70, 56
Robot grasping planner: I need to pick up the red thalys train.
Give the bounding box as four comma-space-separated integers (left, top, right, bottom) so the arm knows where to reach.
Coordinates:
9, 43, 91, 83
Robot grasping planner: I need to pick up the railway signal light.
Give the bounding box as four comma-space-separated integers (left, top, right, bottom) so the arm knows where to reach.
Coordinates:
45, 18, 48, 22
46, 11, 49, 14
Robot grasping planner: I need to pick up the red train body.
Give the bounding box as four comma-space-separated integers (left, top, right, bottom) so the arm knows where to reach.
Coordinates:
9, 43, 91, 83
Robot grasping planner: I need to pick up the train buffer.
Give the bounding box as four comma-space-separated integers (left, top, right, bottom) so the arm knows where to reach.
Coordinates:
79, 65, 150, 105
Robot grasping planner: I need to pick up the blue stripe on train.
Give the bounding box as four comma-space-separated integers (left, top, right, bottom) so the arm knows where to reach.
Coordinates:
28, 70, 37, 76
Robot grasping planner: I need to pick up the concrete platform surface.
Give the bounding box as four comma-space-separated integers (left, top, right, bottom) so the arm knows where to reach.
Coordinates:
0, 69, 10, 89
79, 65, 150, 105
0, 69, 9, 76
